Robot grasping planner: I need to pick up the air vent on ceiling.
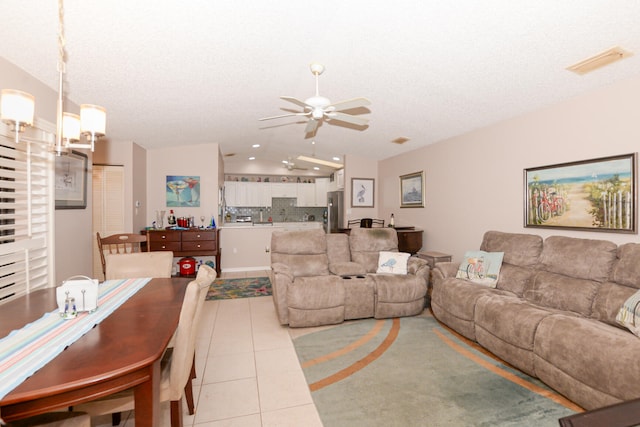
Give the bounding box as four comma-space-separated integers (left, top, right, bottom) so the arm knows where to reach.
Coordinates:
391, 136, 410, 144
567, 46, 633, 75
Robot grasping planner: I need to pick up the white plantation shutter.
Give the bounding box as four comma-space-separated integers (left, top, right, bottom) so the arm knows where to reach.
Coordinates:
0, 119, 54, 304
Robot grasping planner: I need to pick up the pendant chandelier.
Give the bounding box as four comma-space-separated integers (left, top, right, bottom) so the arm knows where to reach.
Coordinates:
0, 0, 106, 155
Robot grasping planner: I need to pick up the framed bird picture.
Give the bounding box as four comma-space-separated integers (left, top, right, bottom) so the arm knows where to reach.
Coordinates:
352, 178, 374, 207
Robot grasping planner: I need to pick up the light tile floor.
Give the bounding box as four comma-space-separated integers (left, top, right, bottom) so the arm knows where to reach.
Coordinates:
92, 270, 323, 427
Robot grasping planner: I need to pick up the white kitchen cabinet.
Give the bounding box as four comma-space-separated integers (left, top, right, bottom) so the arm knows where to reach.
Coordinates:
270, 183, 297, 198
224, 181, 272, 207
336, 169, 345, 189
315, 178, 329, 207
296, 183, 316, 207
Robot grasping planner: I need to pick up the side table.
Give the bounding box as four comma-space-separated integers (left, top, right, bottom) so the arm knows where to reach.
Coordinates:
416, 251, 453, 308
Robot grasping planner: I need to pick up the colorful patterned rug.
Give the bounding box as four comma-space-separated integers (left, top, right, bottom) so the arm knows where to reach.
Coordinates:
205, 276, 272, 300
294, 314, 582, 427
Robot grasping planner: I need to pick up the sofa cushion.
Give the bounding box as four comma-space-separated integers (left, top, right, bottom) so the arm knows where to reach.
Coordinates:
455, 250, 503, 287
475, 295, 555, 376
349, 228, 398, 273
372, 274, 427, 319
494, 263, 536, 297
287, 275, 345, 327
376, 251, 410, 274
525, 271, 599, 316
534, 315, 640, 408
271, 229, 329, 277
611, 243, 640, 289
330, 262, 366, 276
538, 236, 617, 282
592, 282, 638, 327
480, 230, 543, 267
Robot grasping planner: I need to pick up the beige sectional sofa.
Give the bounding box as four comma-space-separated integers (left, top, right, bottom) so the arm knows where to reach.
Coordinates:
431, 230, 640, 411
270, 228, 429, 327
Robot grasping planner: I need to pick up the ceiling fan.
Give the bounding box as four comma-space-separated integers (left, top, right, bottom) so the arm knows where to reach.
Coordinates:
282, 158, 307, 171
259, 63, 371, 134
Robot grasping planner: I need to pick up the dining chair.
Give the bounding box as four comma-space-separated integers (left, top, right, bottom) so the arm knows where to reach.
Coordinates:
104, 252, 174, 280
347, 219, 361, 228
96, 232, 147, 279
371, 218, 385, 227
74, 265, 217, 427
5, 411, 90, 427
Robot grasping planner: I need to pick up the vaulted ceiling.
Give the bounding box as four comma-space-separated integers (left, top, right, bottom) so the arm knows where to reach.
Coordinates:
2, 1, 640, 173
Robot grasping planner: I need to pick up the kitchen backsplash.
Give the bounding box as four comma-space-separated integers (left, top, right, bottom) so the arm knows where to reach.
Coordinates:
225, 198, 326, 223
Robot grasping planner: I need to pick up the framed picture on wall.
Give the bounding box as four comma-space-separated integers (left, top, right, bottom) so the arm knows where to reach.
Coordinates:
166, 175, 200, 207
55, 150, 88, 209
351, 178, 374, 207
400, 171, 424, 208
524, 153, 637, 233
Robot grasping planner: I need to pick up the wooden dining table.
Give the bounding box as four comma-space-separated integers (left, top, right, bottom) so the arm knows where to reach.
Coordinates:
0, 277, 190, 426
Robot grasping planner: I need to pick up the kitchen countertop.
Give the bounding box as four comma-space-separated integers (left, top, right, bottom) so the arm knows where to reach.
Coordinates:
221, 221, 323, 228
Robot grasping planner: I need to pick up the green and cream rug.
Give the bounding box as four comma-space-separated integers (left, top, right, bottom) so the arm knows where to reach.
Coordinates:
293, 314, 581, 427
205, 276, 271, 300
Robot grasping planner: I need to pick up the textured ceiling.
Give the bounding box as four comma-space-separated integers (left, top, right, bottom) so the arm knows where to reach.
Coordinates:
1, 1, 640, 173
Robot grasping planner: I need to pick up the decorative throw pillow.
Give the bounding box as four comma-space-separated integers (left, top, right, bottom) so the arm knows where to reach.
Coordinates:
455, 250, 504, 287
616, 289, 640, 337
376, 251, 411, 275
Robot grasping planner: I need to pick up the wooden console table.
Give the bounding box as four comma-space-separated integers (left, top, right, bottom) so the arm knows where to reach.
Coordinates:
145, 229, 221, 276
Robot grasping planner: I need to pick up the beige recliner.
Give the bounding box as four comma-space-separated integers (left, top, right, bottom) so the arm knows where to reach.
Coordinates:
269, 228, 429, 327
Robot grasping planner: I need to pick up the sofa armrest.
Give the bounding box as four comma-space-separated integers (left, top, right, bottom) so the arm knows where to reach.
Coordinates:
408, 257, 430, 284
432, 262, 460, 282
270, 262, 294, 324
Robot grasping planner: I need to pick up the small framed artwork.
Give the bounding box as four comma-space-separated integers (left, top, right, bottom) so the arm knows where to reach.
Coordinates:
166, 175, 200, 207
55, 150, 88, 209
400, 171, 424, 208
524, 153, 637, 233
352, 178, 375, 207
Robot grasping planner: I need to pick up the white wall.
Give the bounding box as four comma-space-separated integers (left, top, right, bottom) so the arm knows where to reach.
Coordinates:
146, 143, 221, 227
379, 74, 640, 261
344, 155, 379, 223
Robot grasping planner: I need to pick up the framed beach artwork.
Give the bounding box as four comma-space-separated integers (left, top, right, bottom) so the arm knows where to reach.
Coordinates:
351, 178, 374, 207
400, 171, 424, 208
166, 175, 200, 207
55, 150, 88, 209
524, 153, 637, 233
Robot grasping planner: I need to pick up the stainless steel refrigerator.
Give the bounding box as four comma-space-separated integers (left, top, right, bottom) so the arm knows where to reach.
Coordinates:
326, 190, 344, 233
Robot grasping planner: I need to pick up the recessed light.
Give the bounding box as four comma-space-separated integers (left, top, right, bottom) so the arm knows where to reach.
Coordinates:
248, 156, 255, 160
313, 167, 320, 170
282, 160, 289, 164
332, 156, 340, 161
252, 144, 260, 148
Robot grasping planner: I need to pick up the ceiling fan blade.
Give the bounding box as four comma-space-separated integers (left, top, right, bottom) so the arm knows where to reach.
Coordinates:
305, 118, 319, 134
329, 97, 371, 112
258, 112, 308, 121
280, 96, 310, 109
325, 112, 369, 126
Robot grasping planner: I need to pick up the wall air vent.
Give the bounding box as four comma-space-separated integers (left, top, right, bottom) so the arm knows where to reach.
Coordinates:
567, 46, 633, 75
392, 136, 410, 144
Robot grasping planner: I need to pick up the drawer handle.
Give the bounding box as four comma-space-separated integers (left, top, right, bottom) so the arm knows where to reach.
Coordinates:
161, 236, 166, 239
161, 245, 166, 249
196, 234, 201, 238
197, 244, 201, 248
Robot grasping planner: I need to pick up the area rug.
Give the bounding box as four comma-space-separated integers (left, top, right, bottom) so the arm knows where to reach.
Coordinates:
205, 277, 271, 300
293, 314, 582, 427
